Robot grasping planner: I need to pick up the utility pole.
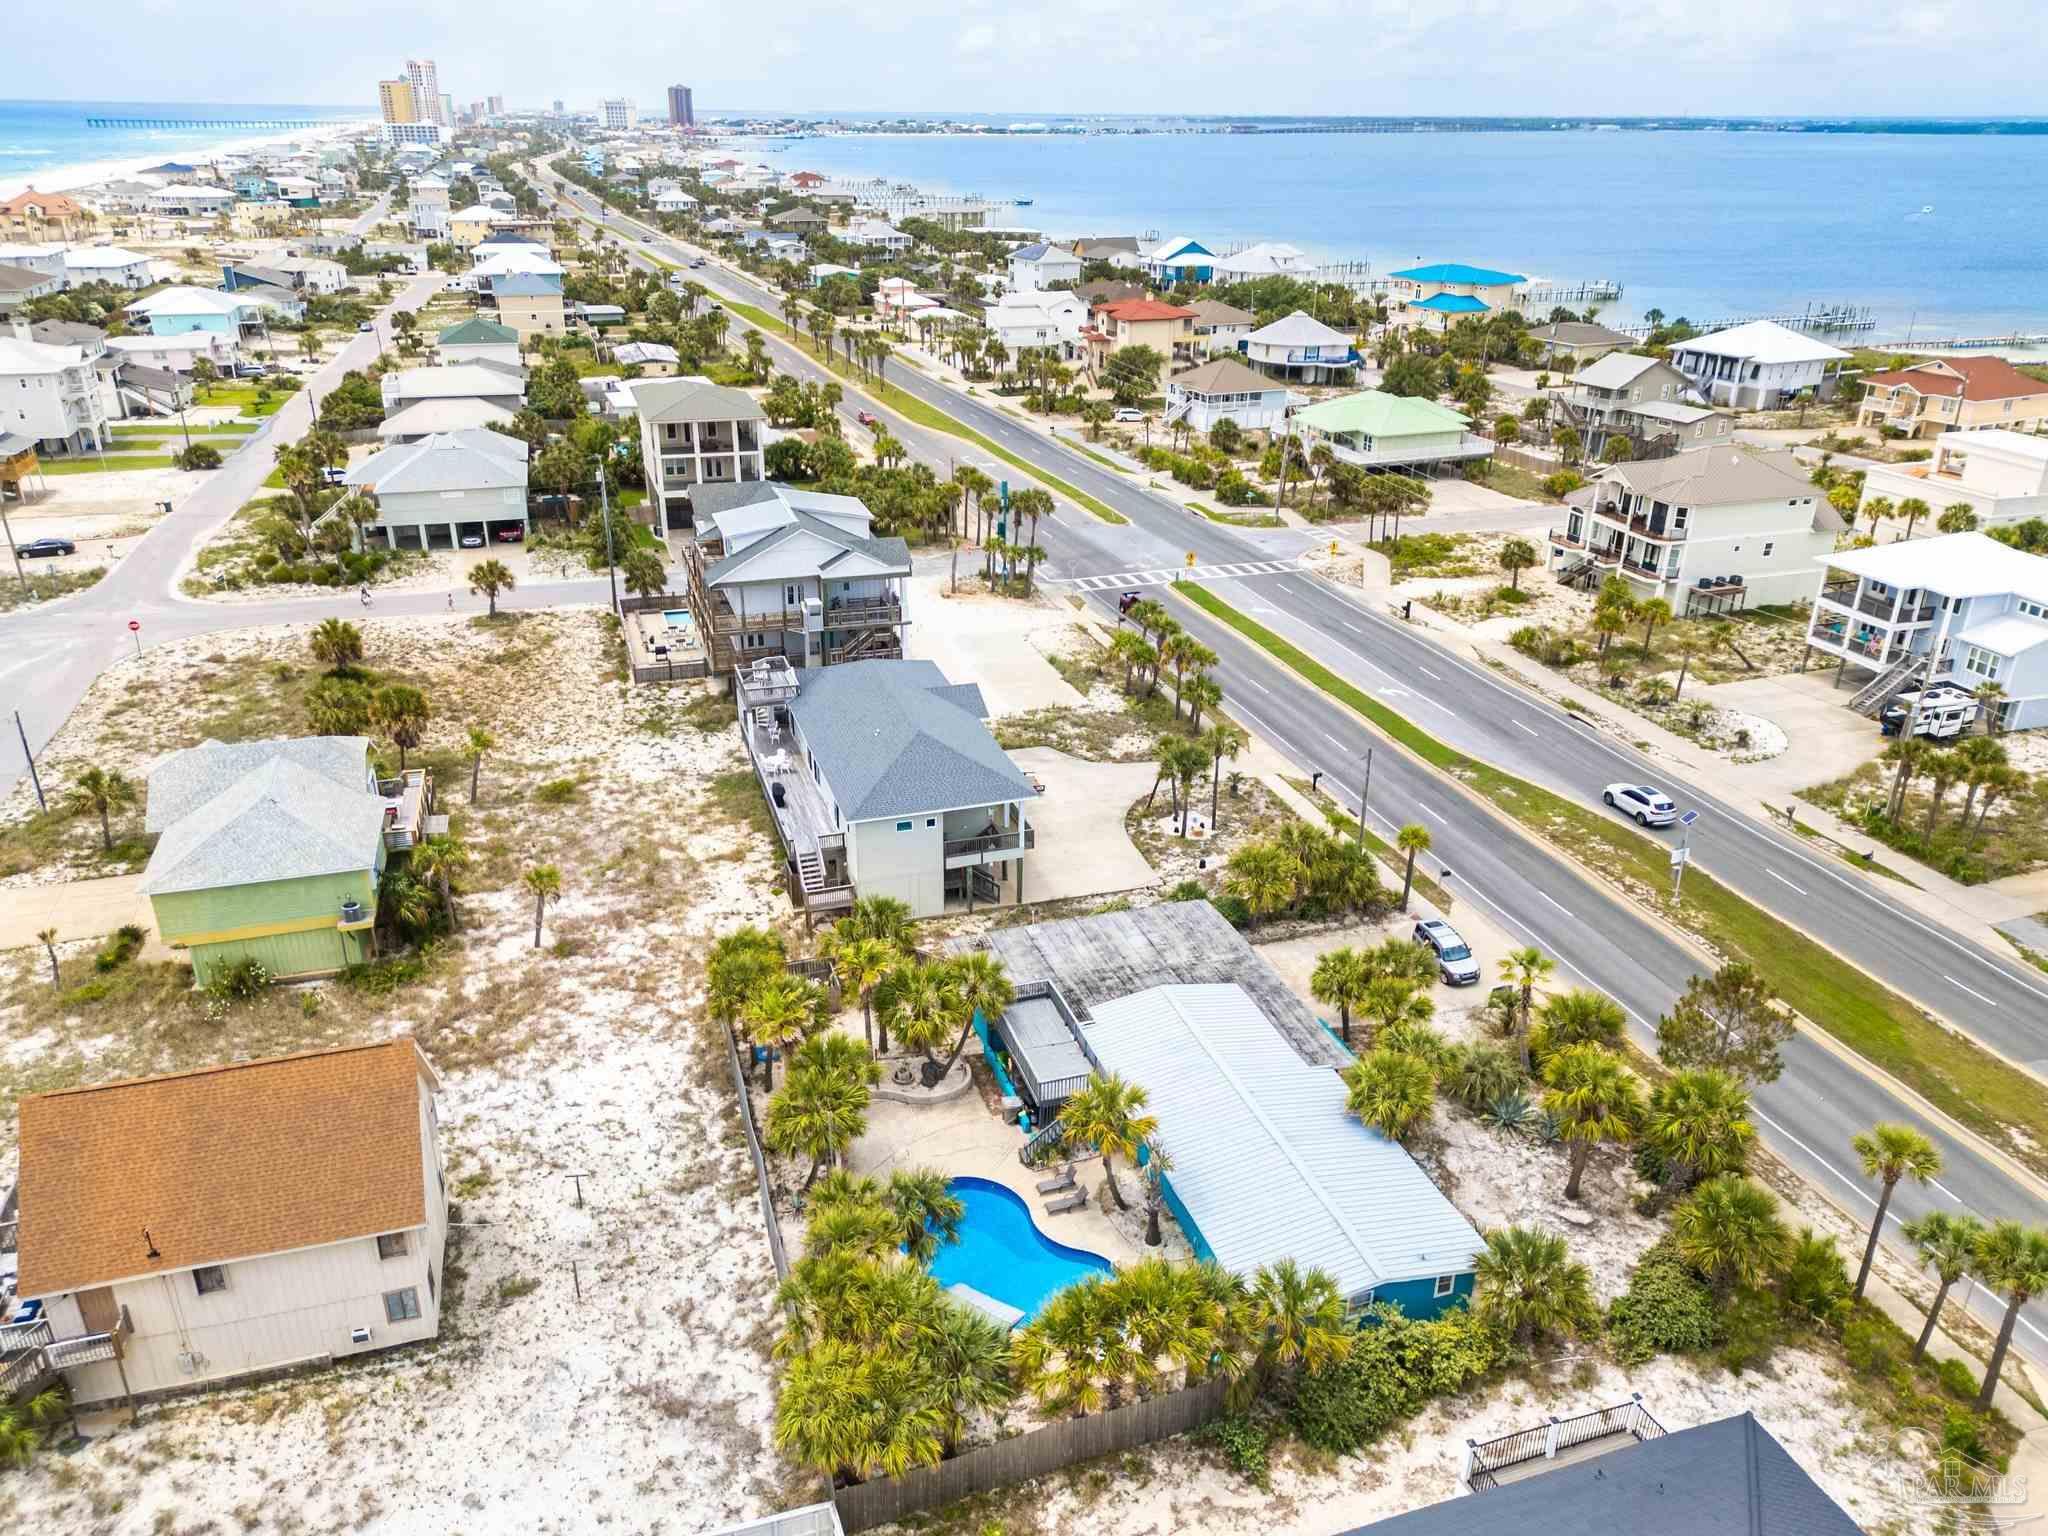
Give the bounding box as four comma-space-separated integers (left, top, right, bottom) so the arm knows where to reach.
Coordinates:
1357, 746, 1373, 844
15, 710, 45, 811
596, 459, 619, 612
0, 502, 26, 594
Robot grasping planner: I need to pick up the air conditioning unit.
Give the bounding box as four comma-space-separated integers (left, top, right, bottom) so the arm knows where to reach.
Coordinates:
349, 1327, 372, 1346
175, 1350, 204, 1375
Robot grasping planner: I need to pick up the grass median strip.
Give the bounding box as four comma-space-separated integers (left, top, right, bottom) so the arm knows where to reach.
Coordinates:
723, 300, 1128, 526
43, 455, 179, 475
1175, 579, 2048, 1179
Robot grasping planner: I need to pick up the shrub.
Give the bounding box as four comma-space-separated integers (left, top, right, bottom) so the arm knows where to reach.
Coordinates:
534, 778, 580, 804
1290, 1303, 1501, 1454
176, 443, 223, 470
1201, 1411, 1271, 1488
1211, 893, 1252, 928
1163, 880, 1207, 902
1542, 470, 1586, 498
93, 923, 146, 974
60, 976, 116, 1006
338, 949, 433, 994
206, 955, 273, 1002
1843, 1314, 1899, 1376
1608, 1237, 1721, 1363
1508, 625, 1583, 667
1781, 1229, 1852, 1325
1718, 1285, 1782, 1373
1935, 1356, 1979, 1402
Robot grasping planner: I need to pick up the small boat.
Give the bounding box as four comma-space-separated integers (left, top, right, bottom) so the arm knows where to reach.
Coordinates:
1920, 204, 1934, 214
1014, 197, 1034, 206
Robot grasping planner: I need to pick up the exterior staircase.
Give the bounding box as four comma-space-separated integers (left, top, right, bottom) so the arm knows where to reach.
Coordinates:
1018, 1118, 1068, 1167
827, 626, 901, 665
794, 848, 827, 894
1849, 653, 1927, 717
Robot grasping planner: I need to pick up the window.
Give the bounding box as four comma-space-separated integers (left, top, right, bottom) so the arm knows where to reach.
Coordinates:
193, 1265, 228, 1295
427, 1266, 436, 1303
1673, 507, 1689, 532
1762, 541, 1775, 557
926, 817, 936, 827
377, 1232, 410, 1260
2021, 599, 2045, 619
896, 820, 912, 832
1434, 1275, 1456, 1299
1963, 645, 2001, 679
384, 1287, 422, 1323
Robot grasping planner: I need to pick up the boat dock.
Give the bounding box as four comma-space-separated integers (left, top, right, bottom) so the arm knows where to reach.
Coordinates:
1618, 302, 1876, 338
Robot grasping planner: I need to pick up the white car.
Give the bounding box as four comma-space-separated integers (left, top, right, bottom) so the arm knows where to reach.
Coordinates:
459, 533, 484, 548
1112, 407, 1145, 423
1603, 783, 1678, 827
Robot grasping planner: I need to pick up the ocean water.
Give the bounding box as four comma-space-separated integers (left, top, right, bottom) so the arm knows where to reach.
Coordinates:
753, 127, 2048, 341
0, 98, 367, 194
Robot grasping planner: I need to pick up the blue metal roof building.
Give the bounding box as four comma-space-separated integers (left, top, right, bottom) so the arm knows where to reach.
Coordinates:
1388, 262, 1527, 286
1085, 983, 1485, 1317
1408, 292, 1492, 315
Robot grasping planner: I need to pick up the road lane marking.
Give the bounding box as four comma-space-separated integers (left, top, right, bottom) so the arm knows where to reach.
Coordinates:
1416, 664, 1443, 680
1341, 621, 1364, 634
1245, 677, 1271, 694
1765, 869, 1810, 897
1946, 976, 2000, 1007
1418, 800, 1446, 820
1513, 720, 1540, 736
1324, 732, 1346, 747
1537, 891, 1574, 917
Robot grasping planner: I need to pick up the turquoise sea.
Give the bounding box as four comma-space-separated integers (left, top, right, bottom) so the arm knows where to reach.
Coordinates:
0, 98, 366, 190
745, 125, 2048, 343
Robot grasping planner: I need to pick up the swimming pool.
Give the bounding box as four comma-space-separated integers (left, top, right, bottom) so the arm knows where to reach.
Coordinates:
928, 1176, 1112, 1321
661, 608, 691, 628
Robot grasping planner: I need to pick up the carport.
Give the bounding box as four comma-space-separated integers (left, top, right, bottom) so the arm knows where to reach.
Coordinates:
456, 519, 487, 547
487, 516, 527, 544
423, 524, 455, 550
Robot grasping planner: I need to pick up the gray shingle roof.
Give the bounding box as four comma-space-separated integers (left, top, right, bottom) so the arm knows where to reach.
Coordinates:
789, 660, 1035, 822
630, 376, 764, 424
140, 738, 385, 897
1335, 1413, 1863, 1536
1598, 446, 1816, 508
1171, 357, 1281, 396
347, 430, 528, 495
703, 510, 910, 587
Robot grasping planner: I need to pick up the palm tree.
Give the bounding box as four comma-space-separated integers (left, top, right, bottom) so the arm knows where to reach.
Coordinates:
1013, 1276, 1115, 1418
1636, 596, 1673, 655
1474, 1225, 1597, 1346
1672, 1174, 1792, 1292
1140, 1145, 1176, 1247
1202, 721, 1247, 829
1497, 946, 1554, 1072
1643, 1068, 1754, 1204
888, 1167, 966, 1265
829, 934, 899, 1052
372, 683, 430, 770
1541, 1044, 1644, 1200
1901, 1211, 1984, 1364
1973, 1220, 2048, 1408
1343, 1048, 1436, 1143
310, 617, 365, 672
766, 1054, 872, 1190
1359, 975, 1433, 1049
1248, 1258, 1352, 1394
34, 927, 58, 989
1395, 822, 1431, 910
522, 864, 561, 948
1224, 841, 1303, 931
1938, 503, 1978, 535
1897, 496, 1930, 541
1310, 947, 1372, 1044
938, 952, 1013, 1078
774, 1340, 943, 1482
1532, 988, 1626, 1057
66, 766, 138, 853
1061, 1073, 1157, 1211
922, 1302, 1012, 1456
707, 925, 787, 1029
743, 972, 827, 1090
409, 833, 469, 931
1850, 1122, 1942, 1299
465, 726, 495, 803
469, 557, 516, 616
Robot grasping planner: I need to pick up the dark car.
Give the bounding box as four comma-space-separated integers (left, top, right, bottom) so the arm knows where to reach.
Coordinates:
494, 526, 525, 542
1412, 918, 1481, 985
16, 537, 75, 559
856, 410, 879, 428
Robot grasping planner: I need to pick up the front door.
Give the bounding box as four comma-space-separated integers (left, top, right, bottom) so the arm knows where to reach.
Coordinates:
77, 1286, 119, 1334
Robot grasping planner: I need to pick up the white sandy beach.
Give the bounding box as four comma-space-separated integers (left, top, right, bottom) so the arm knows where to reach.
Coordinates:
0, 121, 369, 204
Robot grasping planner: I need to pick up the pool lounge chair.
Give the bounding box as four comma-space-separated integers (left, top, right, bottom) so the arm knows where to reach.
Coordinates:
1042, 1190, 1087, 1215
1035, 1164, 1076, 1195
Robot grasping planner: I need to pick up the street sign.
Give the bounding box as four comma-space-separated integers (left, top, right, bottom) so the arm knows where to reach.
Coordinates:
127, 620, 139, 633
1678, 809, 1699, 827
1669, 846, 1690, 868
1185, 551, 1197, 567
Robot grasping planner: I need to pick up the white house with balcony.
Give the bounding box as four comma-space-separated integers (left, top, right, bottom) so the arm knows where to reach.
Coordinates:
1561, 354, 1728, 458
734, 657, 1038, 920
1669, 320, 1849, 411
0, 325, 109, 456
1165, 357, 1296, 434
1294, 390, 1488, 473
1550, 447, 1841, 612
984, 288, 1088, 360
629, 376, 767, 531
1240, 310, 1358, 383
1857, 429, 2048, 535
1006, 242, 1082, 292
7, 1038, 446, 1408
1803, 532, 2048, 730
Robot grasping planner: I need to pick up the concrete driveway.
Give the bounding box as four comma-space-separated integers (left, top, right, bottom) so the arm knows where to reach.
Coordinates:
1006, 748, 1156, 905
0, 874, 161, 953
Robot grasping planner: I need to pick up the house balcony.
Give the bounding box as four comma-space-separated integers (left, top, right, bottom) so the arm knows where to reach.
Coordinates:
739, 691, 853, 914
1817, 584, 1937, 625
1588, 504, 1685, 542
1807, 622, 1897, 662
1463, 1395, 1666, 1493
943, 819, 1036, 868
0, 1307, 132, 1401
376, 768, 434, 851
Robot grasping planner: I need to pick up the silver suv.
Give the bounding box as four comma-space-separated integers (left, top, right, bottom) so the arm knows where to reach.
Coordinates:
1413, 919, 1480, 986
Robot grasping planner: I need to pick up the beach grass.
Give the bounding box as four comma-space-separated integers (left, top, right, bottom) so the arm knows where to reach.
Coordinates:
1172, 580, 2048, 1177
42, 456, 179, 475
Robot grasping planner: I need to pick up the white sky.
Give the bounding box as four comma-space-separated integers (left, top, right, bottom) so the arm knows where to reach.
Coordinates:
15, 1, 2045, 117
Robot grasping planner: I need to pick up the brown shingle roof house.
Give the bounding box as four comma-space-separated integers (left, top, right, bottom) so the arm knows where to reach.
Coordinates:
12, 1038, 447, 1405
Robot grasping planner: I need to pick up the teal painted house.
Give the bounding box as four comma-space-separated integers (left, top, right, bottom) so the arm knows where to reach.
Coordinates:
1087, 982, 1485, 1320
140, 738, 433, 985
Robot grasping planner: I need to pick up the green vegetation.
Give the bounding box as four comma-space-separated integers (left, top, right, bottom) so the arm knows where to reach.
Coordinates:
41, 456, 178, 475
0, 565, 108, 612
1371, 532, 1482, 580
1172, 581, 2048, 1177
1802, 739, 2042, 886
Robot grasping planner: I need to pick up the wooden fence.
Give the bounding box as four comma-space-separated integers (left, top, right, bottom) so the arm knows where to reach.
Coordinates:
722, 1024, 790, 1281
831, 1377, 1230, 1533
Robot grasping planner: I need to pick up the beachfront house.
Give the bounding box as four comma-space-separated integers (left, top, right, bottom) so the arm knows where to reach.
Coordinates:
1854, 356, 2048, 440
146, 186, 234, 220
1086, 982, 1485, 1317
631, 377, 767, 529
1668, 320, 1849, 410
380, 364, 526, 417
0, 325, 109, 456
0, 189, 92, 243
1560, 354, 1728, 459
1210, 242, 1311, 281
1551, 447, 1840, 612
435, 315, 522, 370
680, 481, 909, 675
61, 246, 154, 291
139, 736, 434, 984
1385, 262, 1527, 325
9, 1038, 447, 1407
1140, 236, 1215, 287
1186, 299, 1256, 355
984, 289, 1088, 361
1527, 318, 1637, 367
1240, 310, 1359, 383
1294, 390, 1487, 473
1006, 243, 1082, 293
1084, 298, 1197, 384
344, 429, 530, 552
1802, 532, 2048, 730
1164, 357, 1295, 435
844, 218, 911, 254
1857, 428, 2048, 534
736, 657, 1036, 920
128, 286, 303, 341
102, 332, 238, 377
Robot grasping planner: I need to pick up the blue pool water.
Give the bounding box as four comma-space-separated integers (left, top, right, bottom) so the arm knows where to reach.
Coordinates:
928, 1176, 1112, 1320
661, 608, 691, 627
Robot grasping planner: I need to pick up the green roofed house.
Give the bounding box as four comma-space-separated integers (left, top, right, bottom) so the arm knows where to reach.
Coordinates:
436, 314, 521, 370
1295, 390, 1492, 473
140, 738, 438, 984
